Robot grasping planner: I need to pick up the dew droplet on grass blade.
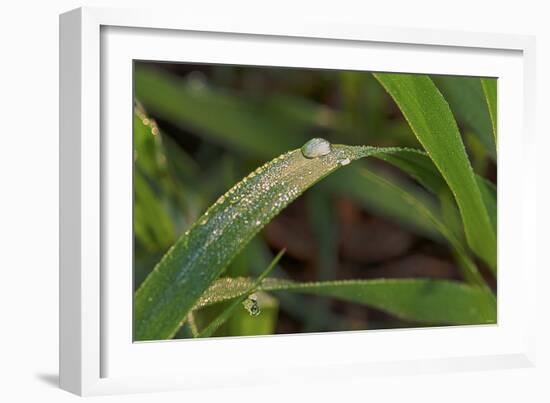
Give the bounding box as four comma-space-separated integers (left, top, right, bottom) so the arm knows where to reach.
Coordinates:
242, 293, 261, 317
338, 158, 351, 166
301, 138, 332, 159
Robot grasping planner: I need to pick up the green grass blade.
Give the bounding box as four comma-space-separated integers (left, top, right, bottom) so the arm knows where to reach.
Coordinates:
197, 277, 496, 325
304, 190, 339, 328
375, 147, 460, 194
307, 190, 338, 281
374, 148, 497, 247
134, 141, 393, 341
197, 249, 285, 338
325, 165, 442, 241
476, 176, 497, 234
134, 169, 175, 250
186, 313, 199, 337
373, 73, 496, 270
432, 76, 496, 158
134, 107, 202, 241
480, 78, 498, 147
355, 167, 487, 287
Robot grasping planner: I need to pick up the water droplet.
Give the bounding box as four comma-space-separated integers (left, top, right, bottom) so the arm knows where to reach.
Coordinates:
301, 138, 332, 159
338, 158, 351, 166
242, 294, 261, 316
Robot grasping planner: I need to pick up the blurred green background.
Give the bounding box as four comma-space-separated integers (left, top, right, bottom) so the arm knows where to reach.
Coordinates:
133, 61, 497, 338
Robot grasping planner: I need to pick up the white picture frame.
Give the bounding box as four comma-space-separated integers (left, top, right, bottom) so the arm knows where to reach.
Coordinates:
59, 6, 537, 396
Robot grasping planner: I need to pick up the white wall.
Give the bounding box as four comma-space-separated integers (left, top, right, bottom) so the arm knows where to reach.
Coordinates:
1, 1, 548, 401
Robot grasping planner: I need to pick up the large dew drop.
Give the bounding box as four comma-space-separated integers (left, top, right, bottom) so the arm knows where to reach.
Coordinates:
301, 138, 332, 159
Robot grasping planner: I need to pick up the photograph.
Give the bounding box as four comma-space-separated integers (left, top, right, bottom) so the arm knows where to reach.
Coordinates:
132, 61, 497, 342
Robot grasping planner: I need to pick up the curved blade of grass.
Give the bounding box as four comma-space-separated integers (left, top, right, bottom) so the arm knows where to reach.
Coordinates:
366, 145, 497, 283
477, 176, 497, 233
373, 73, 496, 270
134, 142, 405, 340
375, 148, 494, 197
135, 105, 200, 189
197, 249, 285, 338
329, 160, 487, 286
355, 167, 487, 287
431, 76, 496, 158
307, 190, 338, 281
327, 147, 497, 256
374, 148, 497, 242
481, 78, 498, 147
134, 107, 202, 242
324, 166, 442, 241
196, 277, 496, 325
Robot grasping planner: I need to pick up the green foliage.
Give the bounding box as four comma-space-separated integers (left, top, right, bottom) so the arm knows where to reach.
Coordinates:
133, 65, 498, 341
373, 73, 497, 271
196, 277, 496, 325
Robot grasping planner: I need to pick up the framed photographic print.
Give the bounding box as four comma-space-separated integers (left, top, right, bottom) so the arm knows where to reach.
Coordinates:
59, 6, 537, 396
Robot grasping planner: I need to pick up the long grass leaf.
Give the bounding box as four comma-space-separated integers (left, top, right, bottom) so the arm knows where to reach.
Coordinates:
432, 76, 496, 157
373, 73, 496, 270
325, 166, 442, 241
375, 148, 497, 245
480, 78, 498, 147
196, 277, 496, 325
355, 168, 487, 287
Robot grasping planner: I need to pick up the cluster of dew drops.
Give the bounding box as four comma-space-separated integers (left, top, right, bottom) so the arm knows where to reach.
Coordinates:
238, 138, 353, 317
186, 138, 357, 317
